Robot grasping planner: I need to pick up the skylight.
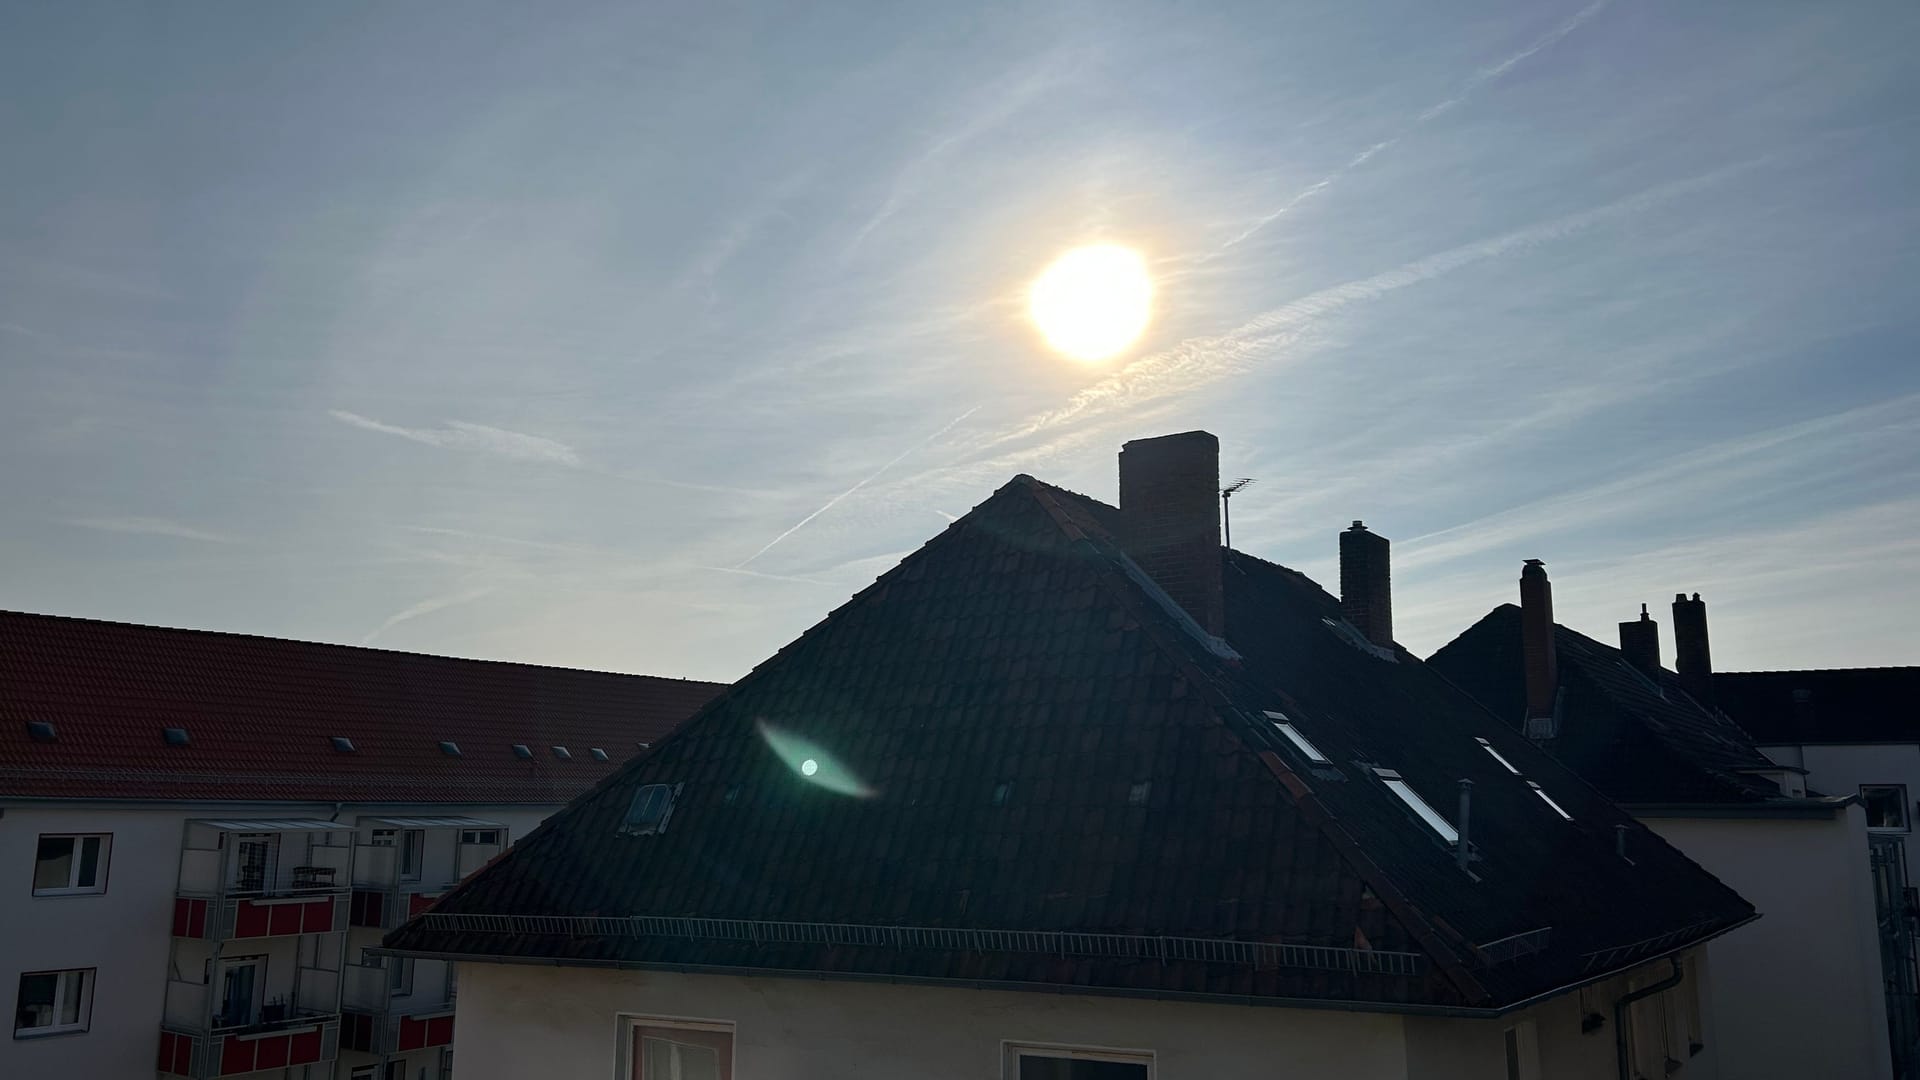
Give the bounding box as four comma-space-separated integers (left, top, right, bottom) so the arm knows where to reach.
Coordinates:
621, 783, 679, 836
27, 721, 56, 743
330, 736, 355, 753
163, 727, 190, 746
1265, 711, 1329, 764
1374, 768, 1459, 844
511, 744, 533, 760
1475, 737, 1520, 775
439, 740, 461, 757
589, 747, 610, 762
552, 746, 572, 761
1528, 780, 1575, 820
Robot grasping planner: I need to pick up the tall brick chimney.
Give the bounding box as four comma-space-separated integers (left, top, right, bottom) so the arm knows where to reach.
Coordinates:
1339, 521, 1393, 647
1118, 431, 1223, 636
1673, 592, 1713, 701
1519, 560, 1559, 730
1618, 604, 1661, 675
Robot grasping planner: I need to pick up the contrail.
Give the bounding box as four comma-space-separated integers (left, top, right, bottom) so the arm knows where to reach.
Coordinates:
735, 405, 981, 568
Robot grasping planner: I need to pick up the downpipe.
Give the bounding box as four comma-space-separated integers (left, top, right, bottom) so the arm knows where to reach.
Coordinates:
1615, 957, 1684, 1080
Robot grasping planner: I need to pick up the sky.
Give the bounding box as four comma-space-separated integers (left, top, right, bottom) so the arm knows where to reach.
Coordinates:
2, 1, 1916, 682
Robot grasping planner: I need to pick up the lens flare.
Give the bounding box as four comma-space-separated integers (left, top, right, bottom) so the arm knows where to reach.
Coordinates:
757, 721, 874, 798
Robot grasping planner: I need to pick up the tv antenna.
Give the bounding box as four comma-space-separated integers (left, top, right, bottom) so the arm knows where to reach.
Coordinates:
1221, 477, 1256, 550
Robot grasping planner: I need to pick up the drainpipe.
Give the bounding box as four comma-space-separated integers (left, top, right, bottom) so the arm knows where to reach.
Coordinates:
1614, 957, 1684, 1080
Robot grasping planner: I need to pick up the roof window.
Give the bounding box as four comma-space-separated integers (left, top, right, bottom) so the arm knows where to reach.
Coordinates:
552, 746, 572, 761
1476, 737, 1521, 775
1528, 780, 1575, 820
330, 736, 355, 753
1265, 711, 1329, 764
1128, 781, 1152, 806
1374, 768, 1459, 844
163, 727, 190, 746
511, 744, 533, 760
620, 783, 680, 836
27, 721, 56, 743
439, 740, 461, 757
589, 747, 610, 762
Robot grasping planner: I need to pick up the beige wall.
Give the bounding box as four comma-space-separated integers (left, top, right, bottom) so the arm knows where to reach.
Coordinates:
450, 954, 1711, 1080
1646, 808, 1891, 1080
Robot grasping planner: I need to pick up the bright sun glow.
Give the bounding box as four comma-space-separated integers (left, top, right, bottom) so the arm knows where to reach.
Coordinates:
1028, 244, 1153, 362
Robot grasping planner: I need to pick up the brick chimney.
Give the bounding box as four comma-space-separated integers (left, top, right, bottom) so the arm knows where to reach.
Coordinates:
1339, 521, 1393, 647
1118, 431, 1223, 636
1519, 560, 1559, 730
1673, 592, 1713, 700
1618, 604, 1661, 675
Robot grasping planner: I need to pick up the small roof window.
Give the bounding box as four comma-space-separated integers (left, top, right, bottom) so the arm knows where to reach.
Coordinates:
552, 746, 572, 761
511, 744, 533, 760
330, 736, 355, 753
1529, 780, 1575, 820
163, 727, 191, 746
1374, 768, 1459, 844
27, 721, 57, 743
1265, 711, 1329, 764
589, 747, 610, 762
439, 740, 461, 757
621, 783, 680, 836
1127, 781, 1152, 805
1475, 737, 1521, 775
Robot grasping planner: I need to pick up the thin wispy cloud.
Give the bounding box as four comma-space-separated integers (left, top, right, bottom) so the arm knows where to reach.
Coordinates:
329, 410, 582, 467
65, 516, 239, 544
361, 586, 497, 646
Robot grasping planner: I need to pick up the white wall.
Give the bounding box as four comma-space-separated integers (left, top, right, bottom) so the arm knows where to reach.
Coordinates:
1761, 742, 1920, 866
0, 801, 558, 1080
1646, 808, 1891, 1080
448, 954, 1709, 1080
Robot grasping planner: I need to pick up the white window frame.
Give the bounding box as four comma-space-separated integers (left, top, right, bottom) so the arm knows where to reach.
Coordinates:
459, 829, 500, 846
214, 954, 268, 1030
1373, 768, 1460, 844
398, 829, 425, 882
1265, 711, 1329, 764
1003, 1041, 1155, 1079
32, 833, 111, 896
13, 967, 95, 1037
623, 1015, 734, 1080
1862, 784, 1910, 832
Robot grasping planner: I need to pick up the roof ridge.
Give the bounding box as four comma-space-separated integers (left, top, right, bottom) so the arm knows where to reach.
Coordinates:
1718, 666, 1920, 676
0, 608, 718, 685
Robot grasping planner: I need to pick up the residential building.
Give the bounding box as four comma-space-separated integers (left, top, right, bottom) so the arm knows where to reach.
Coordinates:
1, 610, 723, 1080
1431, 577, 1893, 1080
388, 432, 1756, 1080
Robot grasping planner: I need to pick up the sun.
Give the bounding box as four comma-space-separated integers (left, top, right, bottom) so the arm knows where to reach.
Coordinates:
1028, 244, 1153, 362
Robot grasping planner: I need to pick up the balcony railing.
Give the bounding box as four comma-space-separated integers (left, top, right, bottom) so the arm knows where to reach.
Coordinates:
158, 1018, 340, 1079
162, 966, 341, 1036
174, 891, 349, 941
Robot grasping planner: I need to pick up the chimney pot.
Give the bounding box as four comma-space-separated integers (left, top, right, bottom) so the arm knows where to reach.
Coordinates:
1520, 560, 1559, 728
1339, 521, 1394, 647
1618, 604, 1662, 675
1118, 431, 1224, 636
1672, 591, 1713, 702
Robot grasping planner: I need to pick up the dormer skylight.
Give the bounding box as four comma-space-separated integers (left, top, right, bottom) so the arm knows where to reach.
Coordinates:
1476, 737, 1521, 775
1265, 711, 1329, 764
552, 746, 572, 761
511, 744, 533, 760
330, 736, 355, 753
27, 721, 56, 743
589, 747, 610, 762
1374, 768, 1459, 844
1528, 780, 1574, 820
439, 740, 461, 757
163, 727, 190, 746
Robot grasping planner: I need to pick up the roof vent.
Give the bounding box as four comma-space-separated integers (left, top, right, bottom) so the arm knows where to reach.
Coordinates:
27, 721, 57, 743
552, 746, 572, 761
511, 744, 533, 759
439, 740, 461, 757
330, 736, 355, 753
589, 747, 610, 762
163, 727, 191, 746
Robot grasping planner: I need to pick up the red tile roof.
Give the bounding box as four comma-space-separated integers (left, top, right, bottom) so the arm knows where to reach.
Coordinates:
0, 610, 725, 803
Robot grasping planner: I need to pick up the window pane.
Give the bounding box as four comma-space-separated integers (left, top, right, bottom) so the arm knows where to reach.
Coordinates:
1020, 1058, 1149, 1080
643, 1037, 720, 1080
59, 971, 84, 1025
34, 837, 75, 891
1865, 787, 1908, 830
16, 972, 57, 1030
77, 837, 102, 887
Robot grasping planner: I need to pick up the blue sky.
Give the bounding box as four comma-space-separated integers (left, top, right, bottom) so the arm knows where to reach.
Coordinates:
3, 0, 1915, 681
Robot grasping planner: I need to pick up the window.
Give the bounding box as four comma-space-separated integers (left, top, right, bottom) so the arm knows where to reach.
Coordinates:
621, 784, 680, 836
399, 829, 424, 881
231, 834, 278, 893
1265, 711, 1329, 764
13, 968, 92, 1037
511, 744, 533, 759
439, 740, 461, 757
215, 956, 265, 1028
1476, 737, 1521, 775
1528, 781, 1575, 821
1005, 1044, 1152, 1079
1503, 1020, 1539, 1080
1864, 785, 1909, 831
331, 736, 355, 753
33, 834, 109, 895
350, 1067, 378, 1080
1374, 769, 1459, 844
552, 746, 572, 760
389, 956, 415, 996
1627, 974, 1679, 1080
26, 721, 56, 743
459, 829, 500, 846
631, 1018, 732, 1080
163, 727, 191, 746
590, 747, 610, 762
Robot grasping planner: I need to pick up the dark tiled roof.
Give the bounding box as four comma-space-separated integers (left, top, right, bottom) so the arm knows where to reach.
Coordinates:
0, 610, 723, 802
1715, 667, 1920, 744
388, 476, 1752, 1012
1429, 606, 1784, 805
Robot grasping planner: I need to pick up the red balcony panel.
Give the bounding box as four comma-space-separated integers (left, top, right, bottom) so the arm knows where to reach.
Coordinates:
408, 892, 440, 918
267, 901, 302, 936
427, 1014, 455, 1047
398, 1014, 427, 1052
233, 899, 271, 938
301, 897, 335, 933
219, 1033, 256, 1076
158, 1030, 179, 1073
288, 1026, 323, 1065
254, 1032, 290, 1070
173, 897, 208, 938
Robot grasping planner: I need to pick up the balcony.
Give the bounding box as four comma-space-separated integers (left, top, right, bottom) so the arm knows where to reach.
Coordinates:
163, 959, 341, 1036
158, 1018, 340, 1079
174, 819, 353, 941
340, 961, 457, 1057
349, 816, 504, 929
